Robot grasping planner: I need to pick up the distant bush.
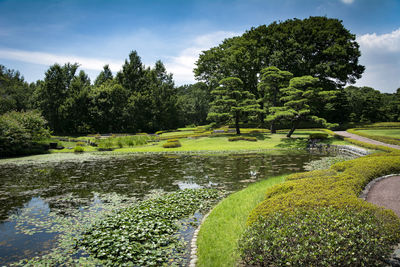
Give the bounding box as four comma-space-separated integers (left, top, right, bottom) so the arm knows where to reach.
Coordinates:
76, 141, 86, 147
74, 146, 84, 153
0, 110, 50, 157
308, 133, 328, 139
163, 139, 181, 148
228, 136, 257, 142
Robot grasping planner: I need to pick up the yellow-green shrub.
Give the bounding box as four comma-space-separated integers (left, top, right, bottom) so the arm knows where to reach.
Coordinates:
242, 152, 400, 265
248, 153, 400, 223
228, 136, 257, 142
162, 139, 181, 148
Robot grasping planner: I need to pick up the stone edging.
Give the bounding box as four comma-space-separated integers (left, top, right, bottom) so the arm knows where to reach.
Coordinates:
188, 209, 213, 267
308, 144, 370, 157
359, 174, 400, 200
359, 174, 400, 266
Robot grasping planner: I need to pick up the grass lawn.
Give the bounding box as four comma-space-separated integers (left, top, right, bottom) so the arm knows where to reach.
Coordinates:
50, 129, 351, 153
196, 175, 286, 267
356, 129, 400, 139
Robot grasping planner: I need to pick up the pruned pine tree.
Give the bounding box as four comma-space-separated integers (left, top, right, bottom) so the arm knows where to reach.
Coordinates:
268, 76, 336, 137
258, 66, 293, 133
207, 77, 262, 134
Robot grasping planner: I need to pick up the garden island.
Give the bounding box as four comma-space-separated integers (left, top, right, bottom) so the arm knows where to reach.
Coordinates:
1, 6, 400, 267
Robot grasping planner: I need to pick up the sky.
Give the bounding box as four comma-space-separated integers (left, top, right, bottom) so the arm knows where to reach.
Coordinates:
0, 0, 399, 93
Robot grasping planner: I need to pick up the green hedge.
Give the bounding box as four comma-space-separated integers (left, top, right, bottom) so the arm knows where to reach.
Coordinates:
228, 136, 257, 142
240, 207, 398, 266
241, 151, 400, 265
308, 133, 328, 139
348, 128, 400, 146
163, 139, 182, 148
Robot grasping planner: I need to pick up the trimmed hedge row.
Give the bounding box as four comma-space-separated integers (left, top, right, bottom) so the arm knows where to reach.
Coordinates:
348, 128, 400, 146
241, 151, 400, 265
228, 136, 257, 142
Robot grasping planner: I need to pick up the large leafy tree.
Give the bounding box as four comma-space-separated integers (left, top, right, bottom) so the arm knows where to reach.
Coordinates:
35, 63, 79, 133
268, 76, 336, 137
176, 82, 210, 126
61, 70, 92, 133
89, 80, 128, 133
258, 66, 293, 132
195, 16, 365, 122
116, 50, 145, 93
208, 77, 261, 134
0, 65, 34, 114
94, 65, 113, 87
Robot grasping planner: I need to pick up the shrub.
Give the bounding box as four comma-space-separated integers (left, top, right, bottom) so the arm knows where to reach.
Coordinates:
309, 133, 328, 139
242, 151, 400, 265
163, 140, 181, 148
74, 146, 84, 153
76, 141, 85, 147
0, 110, 51, 157
228, 136, 257, 142
239, 207, 400, 267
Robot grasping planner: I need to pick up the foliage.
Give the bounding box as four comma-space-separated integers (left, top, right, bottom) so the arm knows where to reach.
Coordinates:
303, 155, 355, 171
197, 176, 285, 267
80, 189, 222, 266
207, 77, 262, 134
163, 139, 181, 148
0, 110, 50, 157
267, 75, 336, 137
309, 133, 329, 139
239, 207, 399, 266
0, 64, 34, 114
176, 82, 211, 127
74, 146, 84, 153
243, 151, 400, 265
228, 136, 257, 142
195, 16, 364, 99
258, 66, 293, 131
94, 65, 113, 87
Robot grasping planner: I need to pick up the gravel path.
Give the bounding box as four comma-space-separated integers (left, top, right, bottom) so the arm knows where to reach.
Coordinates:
334, 131, 400, 150
366, 176, 400, 217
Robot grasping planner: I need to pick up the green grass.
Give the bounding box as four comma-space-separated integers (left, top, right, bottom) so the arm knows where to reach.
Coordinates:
356, 129, 400, 139
196, 175, 286, 267
49, 129, 351, 153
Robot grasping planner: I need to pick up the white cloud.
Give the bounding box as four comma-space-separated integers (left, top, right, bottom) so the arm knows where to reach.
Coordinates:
165, 31, 239, 85
355, 28, 400, 93
340, 0, 354, 4
357, 28, 400, 52
0, 48, 123, 72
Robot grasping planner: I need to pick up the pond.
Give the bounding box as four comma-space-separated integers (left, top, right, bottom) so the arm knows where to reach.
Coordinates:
0, 151, 331, 265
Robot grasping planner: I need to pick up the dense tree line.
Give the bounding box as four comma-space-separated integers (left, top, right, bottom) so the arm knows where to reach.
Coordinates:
1, 16, 399, 137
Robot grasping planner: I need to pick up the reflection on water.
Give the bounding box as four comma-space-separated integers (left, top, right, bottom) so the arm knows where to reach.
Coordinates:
0, 152, 329, 264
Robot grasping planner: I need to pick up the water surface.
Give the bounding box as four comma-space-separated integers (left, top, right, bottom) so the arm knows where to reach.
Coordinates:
0, 151, 329, 264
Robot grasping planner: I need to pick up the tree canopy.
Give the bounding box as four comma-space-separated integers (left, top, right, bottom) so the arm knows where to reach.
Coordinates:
195, 16, 365, 94
208, 77, 261, 134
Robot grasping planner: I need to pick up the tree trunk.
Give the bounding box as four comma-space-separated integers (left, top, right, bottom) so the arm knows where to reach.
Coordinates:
286, 120, 300, 138
235, 112, 241, 135
270, 120, 276, 134
259, 102, 265, 128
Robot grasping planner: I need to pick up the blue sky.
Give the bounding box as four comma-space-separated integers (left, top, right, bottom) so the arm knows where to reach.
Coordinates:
0, 0, 399, 92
